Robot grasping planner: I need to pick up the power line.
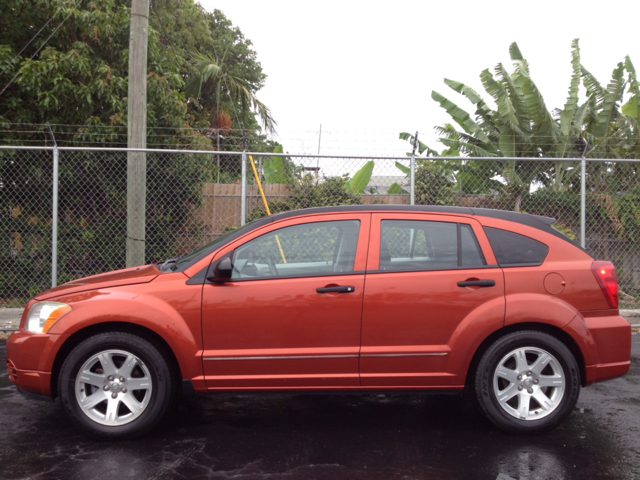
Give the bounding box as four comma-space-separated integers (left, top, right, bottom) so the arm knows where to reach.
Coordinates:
0, 10, 59, 79
0, 6, 74, 98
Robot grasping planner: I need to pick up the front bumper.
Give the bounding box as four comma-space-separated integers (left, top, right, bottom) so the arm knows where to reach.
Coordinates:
6, 329, 69, 397
5, 361, 53, 397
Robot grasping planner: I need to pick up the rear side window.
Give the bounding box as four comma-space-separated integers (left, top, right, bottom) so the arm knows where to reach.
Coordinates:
484, 227, 549, 266
379, 220, 486, 272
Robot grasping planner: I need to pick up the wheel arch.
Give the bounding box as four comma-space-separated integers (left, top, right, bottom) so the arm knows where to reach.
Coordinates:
50, 322, 182, 400
464, 322, 587, 395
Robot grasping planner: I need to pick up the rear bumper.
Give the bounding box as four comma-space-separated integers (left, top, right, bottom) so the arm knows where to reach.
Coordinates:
585, 361, 630, 384
565, 313, 631, 385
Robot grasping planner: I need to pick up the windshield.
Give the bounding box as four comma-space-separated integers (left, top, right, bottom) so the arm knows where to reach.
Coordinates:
169, 217, 270, 272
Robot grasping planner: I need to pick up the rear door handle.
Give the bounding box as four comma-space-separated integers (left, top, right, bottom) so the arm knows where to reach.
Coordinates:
316, 286, 356, 293
457, 280, 495, 287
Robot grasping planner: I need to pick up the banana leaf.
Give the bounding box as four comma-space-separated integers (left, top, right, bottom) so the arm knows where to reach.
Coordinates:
593, 62, 625, 138
348, 160, 374, 193
622, 56, 639, 119
395, 161, 410, 175
263, 144, 294, 184
431, 91, 491, 144
387, 183, 408, 194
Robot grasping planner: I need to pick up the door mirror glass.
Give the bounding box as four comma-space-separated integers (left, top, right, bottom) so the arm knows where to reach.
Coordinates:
208, 256, 232, 282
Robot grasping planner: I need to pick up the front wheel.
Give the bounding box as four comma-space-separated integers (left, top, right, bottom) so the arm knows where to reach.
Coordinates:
58, 332, 174, 439
475, 330, 580, 434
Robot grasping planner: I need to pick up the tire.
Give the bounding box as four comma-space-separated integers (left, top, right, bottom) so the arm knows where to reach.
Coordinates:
474, 330, 580, 434
58, 332, 174, 439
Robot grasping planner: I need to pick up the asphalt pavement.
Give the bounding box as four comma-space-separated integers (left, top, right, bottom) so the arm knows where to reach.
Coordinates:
1, 335, 639, 480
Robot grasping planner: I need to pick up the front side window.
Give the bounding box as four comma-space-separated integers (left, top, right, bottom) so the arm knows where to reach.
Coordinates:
232, 220, 360, 279
379, 220, 485, 272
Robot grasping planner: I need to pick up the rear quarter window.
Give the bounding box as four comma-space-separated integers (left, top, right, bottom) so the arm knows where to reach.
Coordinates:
484, 227, 549, 266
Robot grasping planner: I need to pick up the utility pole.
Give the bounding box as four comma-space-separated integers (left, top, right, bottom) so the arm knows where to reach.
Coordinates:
126, 0, 149, 267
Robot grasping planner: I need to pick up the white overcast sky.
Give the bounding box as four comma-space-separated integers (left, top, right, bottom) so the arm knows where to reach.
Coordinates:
199, 0, 640, 157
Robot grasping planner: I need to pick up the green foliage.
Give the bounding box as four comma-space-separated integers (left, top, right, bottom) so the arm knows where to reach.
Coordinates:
0, 0, 275, 302
262, 144, 299, 184
185, 50, 275, 134
0, 0, 272, 149
402, 39, 639, 213
622, 57, 639, 118
398, 132, 440, 156
387, 183, 408, 194
247, 175, 362, 222
414, 162, 457, 206
348, 161, 375, 194
521, 187, 640, 249
1, 148, 214, 301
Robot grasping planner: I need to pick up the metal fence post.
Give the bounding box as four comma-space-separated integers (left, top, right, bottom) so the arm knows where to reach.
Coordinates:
580, 139, 589, 249
51, 145, 59, 288
241, 151, 247, 225
410, 131, 418, 205
581, 158, 586, 249
410, 155, 415, 205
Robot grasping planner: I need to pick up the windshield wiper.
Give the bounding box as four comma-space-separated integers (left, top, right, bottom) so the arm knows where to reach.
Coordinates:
158, 256, 182, 272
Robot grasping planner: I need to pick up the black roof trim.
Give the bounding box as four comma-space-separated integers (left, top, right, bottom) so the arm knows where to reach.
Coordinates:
270, 204, 475, 219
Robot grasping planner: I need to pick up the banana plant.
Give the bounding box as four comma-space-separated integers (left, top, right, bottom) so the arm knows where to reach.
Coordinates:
404, 40, 639, 207
347, 157, 419, 195
263, 144, 297, 184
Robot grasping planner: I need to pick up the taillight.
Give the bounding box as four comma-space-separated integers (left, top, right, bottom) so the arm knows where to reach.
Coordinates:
591, 260, 619, 309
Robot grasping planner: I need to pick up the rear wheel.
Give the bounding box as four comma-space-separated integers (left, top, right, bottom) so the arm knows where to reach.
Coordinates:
475, 330, 580, 433
58, 332, 173, 439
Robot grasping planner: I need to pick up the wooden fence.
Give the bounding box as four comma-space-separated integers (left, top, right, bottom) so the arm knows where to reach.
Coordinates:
193, 183, 410, 237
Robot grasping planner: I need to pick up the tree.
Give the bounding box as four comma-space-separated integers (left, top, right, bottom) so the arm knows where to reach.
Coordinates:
184, 47, 275, 136
0, 0, 275, 300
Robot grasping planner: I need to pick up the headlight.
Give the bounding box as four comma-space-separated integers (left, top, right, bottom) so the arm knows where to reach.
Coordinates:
25, 302, 72, 334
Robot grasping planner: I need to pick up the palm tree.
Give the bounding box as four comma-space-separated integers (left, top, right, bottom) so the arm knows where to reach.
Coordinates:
184, 47, 276, 181
185, 48, 276, 136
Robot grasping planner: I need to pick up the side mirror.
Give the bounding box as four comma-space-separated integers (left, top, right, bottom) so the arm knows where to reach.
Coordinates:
207, 256, 232, 283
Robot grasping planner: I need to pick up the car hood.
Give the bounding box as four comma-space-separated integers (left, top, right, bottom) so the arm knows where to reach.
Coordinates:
35, 264, 160, 301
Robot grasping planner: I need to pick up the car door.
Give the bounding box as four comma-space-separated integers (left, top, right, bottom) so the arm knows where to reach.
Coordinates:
201, 213, 370, 389
360, 213, 505, 387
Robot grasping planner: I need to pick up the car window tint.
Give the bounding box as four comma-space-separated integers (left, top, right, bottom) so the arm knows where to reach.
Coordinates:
461, 224, 486, 267
484, 227, 549, 266
232, 220, 360, 279
380, 220, 485, 272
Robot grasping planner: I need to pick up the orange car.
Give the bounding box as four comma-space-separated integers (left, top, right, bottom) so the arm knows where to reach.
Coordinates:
6, 206, 631, 438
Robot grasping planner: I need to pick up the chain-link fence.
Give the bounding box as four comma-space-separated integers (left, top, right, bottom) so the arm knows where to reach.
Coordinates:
2, 146, 639, 308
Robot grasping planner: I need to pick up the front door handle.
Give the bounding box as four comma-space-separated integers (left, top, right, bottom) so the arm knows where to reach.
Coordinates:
316, 286, 356, 293
457, 280, 495, 287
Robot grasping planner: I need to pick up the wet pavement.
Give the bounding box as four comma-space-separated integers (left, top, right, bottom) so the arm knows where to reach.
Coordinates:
1, 336, 639, 480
